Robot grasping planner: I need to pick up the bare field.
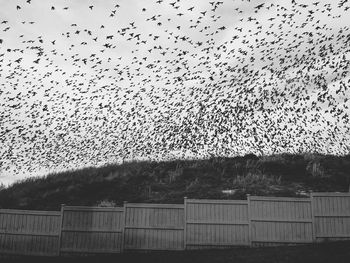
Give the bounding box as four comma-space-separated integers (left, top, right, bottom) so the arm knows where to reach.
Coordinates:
1, 241, 350, 263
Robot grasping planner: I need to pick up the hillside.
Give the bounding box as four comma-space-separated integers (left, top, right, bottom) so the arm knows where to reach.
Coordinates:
0, 153, 349, 211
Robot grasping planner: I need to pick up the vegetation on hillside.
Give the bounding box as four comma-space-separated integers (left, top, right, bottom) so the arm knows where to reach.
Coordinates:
0, 153, 349, 211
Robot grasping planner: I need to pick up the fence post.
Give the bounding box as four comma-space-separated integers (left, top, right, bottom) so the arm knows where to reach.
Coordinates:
184, 197, 187, 250
310, 193, 316, 243
247, 194, 252, 247
57, 204, 65, 256
122, 201, 127, 253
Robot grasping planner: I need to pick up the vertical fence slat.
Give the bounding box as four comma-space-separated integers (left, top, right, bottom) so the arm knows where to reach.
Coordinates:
122, 201, 128, 253
247, 194, 252, 247
184, 197, 187, 250
310, 194, 316, 242
57, 204, 64, 256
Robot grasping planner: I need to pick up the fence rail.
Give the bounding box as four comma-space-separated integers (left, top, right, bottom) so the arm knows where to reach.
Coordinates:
0, 192, 349, 256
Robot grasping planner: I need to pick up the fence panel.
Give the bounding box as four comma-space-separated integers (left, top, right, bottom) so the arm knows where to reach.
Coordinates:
60, 206, 124, 254
185, 199, 249, 249
249, 196, 313, 246
0, 209, 61, 256
311, 193, 350, 242
124, 203, 184, 250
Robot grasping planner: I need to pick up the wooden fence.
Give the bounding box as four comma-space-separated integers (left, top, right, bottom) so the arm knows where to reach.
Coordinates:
0, 192, 349, 256
311, 193, 350, 242
249, 196, 313, 246
0, 209, 61, 256
124, 203, 185, 250
60, 206, 124, 254
185, 198, 249, 249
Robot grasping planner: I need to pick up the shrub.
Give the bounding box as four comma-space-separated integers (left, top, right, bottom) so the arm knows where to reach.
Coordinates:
232, 172, 281, 189
96, 199, 118, 207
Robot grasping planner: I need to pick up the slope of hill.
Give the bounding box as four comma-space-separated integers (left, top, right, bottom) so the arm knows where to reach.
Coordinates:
0, 153, 349, 211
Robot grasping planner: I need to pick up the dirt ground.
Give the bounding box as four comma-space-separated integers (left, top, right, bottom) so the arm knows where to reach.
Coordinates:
1, 241, 350, 263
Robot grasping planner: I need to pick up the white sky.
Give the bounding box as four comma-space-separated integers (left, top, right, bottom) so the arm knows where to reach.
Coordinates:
0, 0, 350, 185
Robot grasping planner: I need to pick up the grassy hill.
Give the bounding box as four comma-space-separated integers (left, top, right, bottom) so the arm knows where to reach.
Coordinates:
0, 153, 349, 211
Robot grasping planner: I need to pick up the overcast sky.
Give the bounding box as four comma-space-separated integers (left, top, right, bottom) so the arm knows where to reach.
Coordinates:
1, 0, 350, 185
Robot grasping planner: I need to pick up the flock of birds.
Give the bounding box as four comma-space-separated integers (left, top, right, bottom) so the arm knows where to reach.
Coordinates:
0, 0, 349, 181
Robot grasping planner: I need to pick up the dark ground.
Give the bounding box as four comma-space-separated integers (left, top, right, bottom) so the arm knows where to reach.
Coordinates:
1, 241, 350, 263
